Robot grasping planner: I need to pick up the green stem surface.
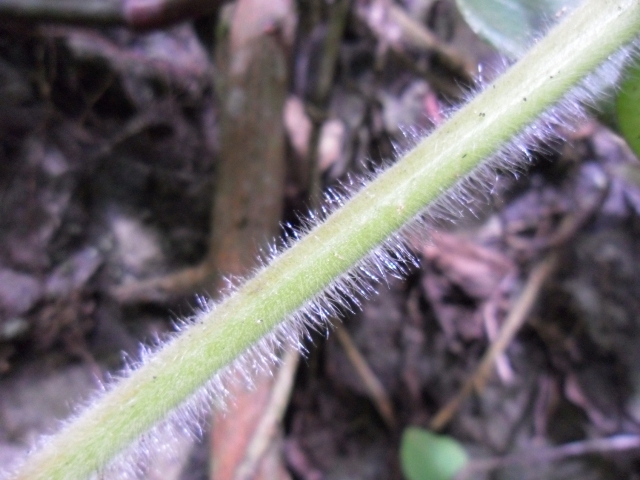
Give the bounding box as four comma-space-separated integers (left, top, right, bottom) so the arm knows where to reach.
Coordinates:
10, 1, 640, 479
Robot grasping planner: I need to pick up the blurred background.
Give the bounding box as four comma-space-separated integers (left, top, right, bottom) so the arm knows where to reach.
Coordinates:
2, 0, 640, 479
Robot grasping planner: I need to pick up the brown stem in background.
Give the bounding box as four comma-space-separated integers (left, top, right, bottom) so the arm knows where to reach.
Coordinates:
387, 4, 474, 85
456, 435, 640, 480
355, 0, 473, 97
233, 349, 300, 480
123, 0, 223, 30
334, 323, 397, 429
208, 1, 294, 479
0, 0, 123, 26
304, 0, 351, 207
0, 0, 224, 31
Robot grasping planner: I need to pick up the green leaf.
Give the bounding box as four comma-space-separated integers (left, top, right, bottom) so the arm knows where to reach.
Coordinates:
456, 0, 624, 128
455, 0, 580, 59
400, 427, 469, 480
617, 59, 640, 157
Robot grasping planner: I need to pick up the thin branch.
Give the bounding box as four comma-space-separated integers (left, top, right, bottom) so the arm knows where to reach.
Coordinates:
335, 323, 397, 429
457, 435, 640, 479
429, 253, 558, 431
0, 0, 223, 31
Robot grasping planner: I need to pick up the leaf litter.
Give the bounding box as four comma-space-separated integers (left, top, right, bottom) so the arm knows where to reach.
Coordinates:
1, 2, 640, 479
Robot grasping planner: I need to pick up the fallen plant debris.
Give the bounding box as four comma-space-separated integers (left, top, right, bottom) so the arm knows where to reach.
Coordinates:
1, 1, 640, 479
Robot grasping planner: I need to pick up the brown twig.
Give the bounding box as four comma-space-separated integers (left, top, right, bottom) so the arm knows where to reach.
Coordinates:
208, 1, 291, 478
110, 263, 211, 304
0, 0, 223, 31
234, 349, 300, 480
387, 4, 474, 85
334, 322, 397, 429
303, 0, 351, 206
456, 435, 640, 479
356, 0, 474, 94
0, 0, 123, 26
429, 253, 558, 431
506, 169, 611, 252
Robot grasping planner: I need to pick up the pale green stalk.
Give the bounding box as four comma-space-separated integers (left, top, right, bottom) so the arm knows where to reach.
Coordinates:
9, 1, 640, 479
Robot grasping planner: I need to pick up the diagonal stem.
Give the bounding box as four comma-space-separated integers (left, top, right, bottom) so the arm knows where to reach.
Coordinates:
7, 1, 640, 479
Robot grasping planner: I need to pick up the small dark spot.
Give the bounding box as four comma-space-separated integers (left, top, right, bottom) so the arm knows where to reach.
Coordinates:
479, 112, 486, 117
237, 217, 249, 229
523, 97, 527, 101
149, 124, 173, 140
462, 154, 467, 158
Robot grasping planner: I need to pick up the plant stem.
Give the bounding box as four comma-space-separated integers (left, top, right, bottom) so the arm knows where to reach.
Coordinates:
8, 1, 640, 479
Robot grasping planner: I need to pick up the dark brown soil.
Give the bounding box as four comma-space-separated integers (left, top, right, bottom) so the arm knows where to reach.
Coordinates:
2, 2, 640, 480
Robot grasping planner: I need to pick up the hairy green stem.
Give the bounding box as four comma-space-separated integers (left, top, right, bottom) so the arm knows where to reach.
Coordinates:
8, 1, 640, 479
